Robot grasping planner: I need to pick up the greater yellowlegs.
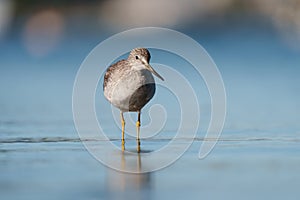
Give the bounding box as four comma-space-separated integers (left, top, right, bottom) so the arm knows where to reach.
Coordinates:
103, 48, 164, 152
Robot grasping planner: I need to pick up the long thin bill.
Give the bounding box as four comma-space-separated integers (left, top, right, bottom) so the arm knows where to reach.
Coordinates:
146, 64, 164, 81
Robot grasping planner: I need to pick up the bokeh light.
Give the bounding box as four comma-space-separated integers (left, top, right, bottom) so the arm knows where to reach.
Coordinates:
0, 0, 14, 40
254, 0, 300, 49
98, 0, 233, 28
22, 9, 65, 57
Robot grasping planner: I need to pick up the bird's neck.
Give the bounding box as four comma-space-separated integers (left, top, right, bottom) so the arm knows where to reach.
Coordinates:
131, 63, 146, 71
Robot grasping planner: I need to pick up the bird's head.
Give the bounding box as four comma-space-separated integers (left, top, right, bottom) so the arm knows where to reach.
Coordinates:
128, 48, 164, 81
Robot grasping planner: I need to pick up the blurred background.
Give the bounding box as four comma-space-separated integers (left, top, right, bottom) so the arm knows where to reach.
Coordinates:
1, 0, 300, 199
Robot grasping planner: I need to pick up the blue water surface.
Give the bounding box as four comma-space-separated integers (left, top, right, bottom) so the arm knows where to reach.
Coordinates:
1, 22, 300, 199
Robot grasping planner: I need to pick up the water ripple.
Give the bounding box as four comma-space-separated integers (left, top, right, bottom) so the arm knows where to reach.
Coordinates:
0, 136, 299, 144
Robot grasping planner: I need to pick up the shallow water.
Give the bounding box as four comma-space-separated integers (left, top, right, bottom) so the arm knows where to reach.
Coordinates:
1, 21, 300, 199
1, 128, 300, 200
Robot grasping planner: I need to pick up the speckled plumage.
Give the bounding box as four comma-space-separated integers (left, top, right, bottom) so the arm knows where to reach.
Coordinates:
103, 47, 164, 152
103, 48, 158, 112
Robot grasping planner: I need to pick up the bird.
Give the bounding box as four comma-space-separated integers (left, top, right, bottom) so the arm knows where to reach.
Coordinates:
103, 47, 164, 152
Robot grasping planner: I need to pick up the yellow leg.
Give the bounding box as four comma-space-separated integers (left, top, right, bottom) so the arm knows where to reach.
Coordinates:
120, 111, 125, 151
136, 111, 141, 153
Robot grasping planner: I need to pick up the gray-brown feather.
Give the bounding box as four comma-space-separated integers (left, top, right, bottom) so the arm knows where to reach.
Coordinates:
103, 48, 155, 112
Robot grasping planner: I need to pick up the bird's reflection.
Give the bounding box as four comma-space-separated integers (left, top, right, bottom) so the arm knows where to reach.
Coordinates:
106, 151, 153, 200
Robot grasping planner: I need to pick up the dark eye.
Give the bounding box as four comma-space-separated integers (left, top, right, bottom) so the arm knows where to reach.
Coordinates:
135, 55, 139, 59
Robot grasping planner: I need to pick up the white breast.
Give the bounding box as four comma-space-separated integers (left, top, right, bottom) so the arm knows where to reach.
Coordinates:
104, 69, 155, 110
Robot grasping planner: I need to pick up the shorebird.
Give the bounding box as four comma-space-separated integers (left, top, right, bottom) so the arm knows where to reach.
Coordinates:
103, 48, 164, 152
